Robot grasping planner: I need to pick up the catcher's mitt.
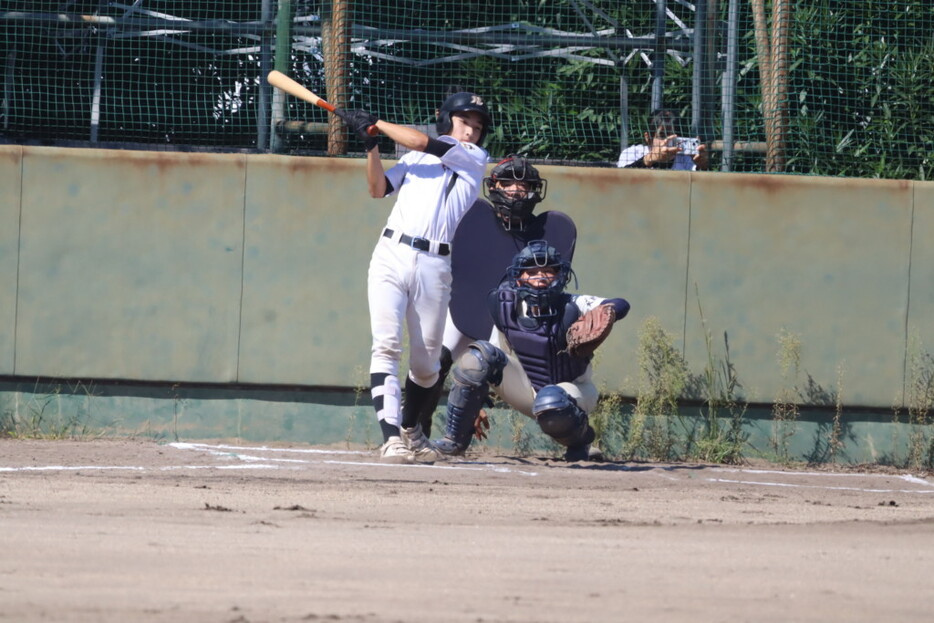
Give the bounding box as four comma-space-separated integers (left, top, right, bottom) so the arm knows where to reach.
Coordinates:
566, 303, 616, 358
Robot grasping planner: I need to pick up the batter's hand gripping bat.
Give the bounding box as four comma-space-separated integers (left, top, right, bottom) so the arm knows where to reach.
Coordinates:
266, 70, 379, 136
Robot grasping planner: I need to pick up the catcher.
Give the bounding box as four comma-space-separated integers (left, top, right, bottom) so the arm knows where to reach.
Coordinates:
434, 240, 629, 461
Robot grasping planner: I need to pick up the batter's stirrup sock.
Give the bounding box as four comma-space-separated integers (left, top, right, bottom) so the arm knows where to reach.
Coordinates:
379, 420, 401, 443
401, 376, 435, 429
370, 373, 388, 407
417, 347, 453, 437
371, 372, 401, 443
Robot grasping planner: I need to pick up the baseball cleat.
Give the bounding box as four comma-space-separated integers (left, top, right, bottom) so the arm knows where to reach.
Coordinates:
401, 424, 445, 464
379, 436, 415, 464
433, 437, 467, 456
587, 443, 605, 462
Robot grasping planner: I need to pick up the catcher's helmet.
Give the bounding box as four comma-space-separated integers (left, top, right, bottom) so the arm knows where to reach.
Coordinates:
436, 91, 492, 146
483, 155, 548, 229
507, 240, 575, 318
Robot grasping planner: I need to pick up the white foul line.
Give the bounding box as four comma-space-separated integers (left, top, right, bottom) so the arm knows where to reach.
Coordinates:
175, 442, 540, 476
708, 477, 934, 494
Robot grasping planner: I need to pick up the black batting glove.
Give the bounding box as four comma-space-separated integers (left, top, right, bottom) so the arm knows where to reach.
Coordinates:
336, 109, 379, 151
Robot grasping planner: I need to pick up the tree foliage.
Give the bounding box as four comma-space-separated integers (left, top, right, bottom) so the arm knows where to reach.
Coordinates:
1, 1, 931, 178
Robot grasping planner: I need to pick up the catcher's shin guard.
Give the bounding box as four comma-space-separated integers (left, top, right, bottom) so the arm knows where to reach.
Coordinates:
533, 385, 591, 448
435, 341, 506, 455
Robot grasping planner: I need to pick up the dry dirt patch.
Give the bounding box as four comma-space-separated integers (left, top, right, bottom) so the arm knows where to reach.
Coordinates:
1, 439, 933, 623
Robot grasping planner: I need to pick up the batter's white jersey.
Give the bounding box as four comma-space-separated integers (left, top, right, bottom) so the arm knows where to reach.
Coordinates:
382, 136, 488, 241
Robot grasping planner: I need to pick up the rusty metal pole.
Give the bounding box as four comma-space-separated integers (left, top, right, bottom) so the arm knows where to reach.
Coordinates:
752, 0, 790, 173
322, 0, 350, 155
751, 0, 776, 171
769, 0, 791, 172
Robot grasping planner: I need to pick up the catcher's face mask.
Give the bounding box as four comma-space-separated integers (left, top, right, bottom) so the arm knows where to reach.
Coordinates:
517, 266, 558, 289
483, 155, 547, 229
507, 240, 573, 318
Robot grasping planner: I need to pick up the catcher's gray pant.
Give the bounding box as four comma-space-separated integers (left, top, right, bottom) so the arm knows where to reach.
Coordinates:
489, 330, 598, 419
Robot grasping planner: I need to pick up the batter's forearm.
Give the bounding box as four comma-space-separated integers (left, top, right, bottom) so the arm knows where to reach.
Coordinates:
374, 120, 429, 153
366, 149, 387, 198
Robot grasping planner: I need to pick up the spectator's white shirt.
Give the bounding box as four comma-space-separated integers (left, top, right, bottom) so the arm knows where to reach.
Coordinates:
617, 144, 697, 171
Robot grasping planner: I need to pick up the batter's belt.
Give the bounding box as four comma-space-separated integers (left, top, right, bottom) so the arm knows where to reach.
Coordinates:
382, 228, 451, 256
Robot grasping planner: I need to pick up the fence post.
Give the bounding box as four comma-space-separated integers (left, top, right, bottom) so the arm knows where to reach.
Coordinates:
650, 0, 667, 112
90, 42, 105, 143
720, 0, 740, 171
618, 68, 630, 159
269, 0, 292, 153
692, 0, 719, 142
691, 0, 706, 139
258, 0, 273, 152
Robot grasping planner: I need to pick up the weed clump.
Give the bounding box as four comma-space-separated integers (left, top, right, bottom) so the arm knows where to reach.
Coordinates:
624, 316, 687, 461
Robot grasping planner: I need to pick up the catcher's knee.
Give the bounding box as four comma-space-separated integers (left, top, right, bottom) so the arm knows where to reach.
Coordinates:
451, 340, 506, 389
533, 385, 589, 446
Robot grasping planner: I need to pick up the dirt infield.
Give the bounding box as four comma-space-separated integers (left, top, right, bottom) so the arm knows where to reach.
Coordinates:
2, 439, 933, 623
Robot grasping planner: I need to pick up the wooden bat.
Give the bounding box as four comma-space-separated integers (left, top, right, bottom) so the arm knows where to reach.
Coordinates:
267, 70, 379, 136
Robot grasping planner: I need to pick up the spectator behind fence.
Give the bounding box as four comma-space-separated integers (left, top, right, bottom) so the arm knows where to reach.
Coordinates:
617, 109, 709, 171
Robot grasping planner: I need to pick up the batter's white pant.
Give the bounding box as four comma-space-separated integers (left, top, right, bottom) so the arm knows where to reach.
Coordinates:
441, 309, 474, 361
368, 235, 452, 388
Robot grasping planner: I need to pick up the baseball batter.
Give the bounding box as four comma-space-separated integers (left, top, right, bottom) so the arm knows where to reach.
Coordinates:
336, 93, 491, 464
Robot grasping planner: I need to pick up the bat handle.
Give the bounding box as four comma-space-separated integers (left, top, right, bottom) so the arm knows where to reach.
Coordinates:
365, 124, 380, 137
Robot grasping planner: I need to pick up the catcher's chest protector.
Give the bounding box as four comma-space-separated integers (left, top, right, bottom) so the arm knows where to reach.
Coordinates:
490, 289, 588, 390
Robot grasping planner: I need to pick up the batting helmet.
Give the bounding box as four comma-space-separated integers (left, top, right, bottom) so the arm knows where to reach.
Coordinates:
436, 91, 492, 146
483, 155, 548, 227
506, 240, 575, 318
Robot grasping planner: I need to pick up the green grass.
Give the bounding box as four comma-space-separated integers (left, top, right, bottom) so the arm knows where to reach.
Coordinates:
1, 381, 104, 440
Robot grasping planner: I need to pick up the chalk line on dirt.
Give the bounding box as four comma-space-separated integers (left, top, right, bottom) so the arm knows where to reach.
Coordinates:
170, 442, 541, 476
708, 477, 934, 494
4, 443, 933, 492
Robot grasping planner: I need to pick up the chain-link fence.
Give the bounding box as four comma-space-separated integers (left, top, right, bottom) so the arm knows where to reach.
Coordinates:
2, 1, 932, 178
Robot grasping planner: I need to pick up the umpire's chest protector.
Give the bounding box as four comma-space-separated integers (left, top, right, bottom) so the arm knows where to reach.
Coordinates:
489, 289, 589, 390
450, 203, 577, 341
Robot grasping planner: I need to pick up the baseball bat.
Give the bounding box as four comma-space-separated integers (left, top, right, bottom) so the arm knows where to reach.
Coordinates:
266, 70, 379, 136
